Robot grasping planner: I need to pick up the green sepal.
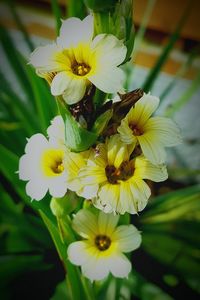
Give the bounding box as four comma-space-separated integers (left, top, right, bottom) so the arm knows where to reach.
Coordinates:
64, 109, 98, 152
91, 109, 113, 136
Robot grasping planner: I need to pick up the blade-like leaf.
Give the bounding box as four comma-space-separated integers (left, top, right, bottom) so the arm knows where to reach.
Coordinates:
142, 2, 192, 92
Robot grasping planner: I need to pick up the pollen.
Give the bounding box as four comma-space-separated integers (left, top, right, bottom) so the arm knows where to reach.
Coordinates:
72, 63, 91, 76
95, 235, 111, 251
105, 161, 134, 184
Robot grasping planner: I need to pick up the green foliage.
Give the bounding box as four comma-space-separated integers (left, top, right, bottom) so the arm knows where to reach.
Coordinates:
140, 186, 200, 285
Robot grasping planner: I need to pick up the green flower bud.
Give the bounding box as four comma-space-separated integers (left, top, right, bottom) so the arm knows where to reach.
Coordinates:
64, 109, 97, 152
50, 191, 79, 218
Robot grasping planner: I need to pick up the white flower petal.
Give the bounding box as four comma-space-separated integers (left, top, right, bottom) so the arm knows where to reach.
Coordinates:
113, 224, 141, 252
62, 77, 87, 104
47, 115, 65, 147
129, 179, 150, 213
48, 176, 67, 198
25, 133, 48, 154
88, 67, 125, 94
51, 71, 72, 96
132, 93, 160, 127
144, 117, 182, 146
78, 184, 99, 199
98, 183, 120, 213
82, 254, 110, 281
134, 155, 168, 182
116, 181, 136, 214
67, 241, 91, 265
72, 209, 98, 238
57, 15, 93, 48
26, 179, 48, 201
91, 34, 127, 66
98, 211, 119, 236
30, 43, 60, 73
108, 253, 132, 278
137, 133, 166, 164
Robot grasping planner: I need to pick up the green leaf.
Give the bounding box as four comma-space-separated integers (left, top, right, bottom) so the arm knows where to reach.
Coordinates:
142, 3, 192, 92
0, 25, 33, 101
67, 0, 86, 19
7, 0, 34, 51
51, 0, 62, 35
164, 70, 200, 117
22, 58, 57, 134
160, 45, 200, 102
140, 186, 200, 282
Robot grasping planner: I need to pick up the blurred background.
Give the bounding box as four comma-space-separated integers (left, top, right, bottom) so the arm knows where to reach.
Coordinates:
0, 0, 200, 299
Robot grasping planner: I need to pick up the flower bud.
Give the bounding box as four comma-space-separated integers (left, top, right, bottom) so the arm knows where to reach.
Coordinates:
50, 191, 79, 218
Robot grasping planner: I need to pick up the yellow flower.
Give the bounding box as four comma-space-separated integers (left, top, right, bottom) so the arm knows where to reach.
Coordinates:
18, 133, 68, 200
67, 209, 141, 281
79, 135, 168, 214
30, 15, 127, 104
117, 93, 182, 164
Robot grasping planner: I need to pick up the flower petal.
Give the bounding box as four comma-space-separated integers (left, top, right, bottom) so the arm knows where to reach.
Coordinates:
25, 179, 48, 201
72, 209, 98, 239
113, 224, 141, 252
82, 253, 110, 281
57, 15, 93, 48
51, 71, 72, 96
47, 115, 65, 147
131, 93, 160, 127
129, 179, 150, 212
91, 34, 127, 67
108, 253, 132, 278
88, 67, 125, 94
144, 117, 182, 146
98, 183, 120, 213
117, 118, 138, 145
107, 135, 129, 168
134, 155, 168, 182
29, 43, 60, 73
67, 241, 92, 265
137, 133, 166, 164
62, 77, 87, 104
98, 211, 119, 236
48, 176, 67, 198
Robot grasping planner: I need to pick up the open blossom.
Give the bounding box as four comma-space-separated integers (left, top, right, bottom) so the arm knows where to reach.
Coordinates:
79, 135, 168, 214
30, 15, 127, 105
67, 209, 141, 281
47, 115, 96, 197
18, 133, 68, 200
117, 93, 182, 165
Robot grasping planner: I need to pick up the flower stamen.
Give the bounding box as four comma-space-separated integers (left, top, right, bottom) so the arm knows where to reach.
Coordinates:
129, 123, 143, 136
95, 235, 111, 251
105, 161, 134, 184
72, 62, 91, 76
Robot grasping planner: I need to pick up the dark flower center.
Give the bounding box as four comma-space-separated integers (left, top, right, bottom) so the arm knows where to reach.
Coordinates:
95, 235, 111, 251
129, 123, 143, 136
105, 161, 134, 184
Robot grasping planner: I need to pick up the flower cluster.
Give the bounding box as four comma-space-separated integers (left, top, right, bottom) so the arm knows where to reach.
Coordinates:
19, 14, 181, 281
